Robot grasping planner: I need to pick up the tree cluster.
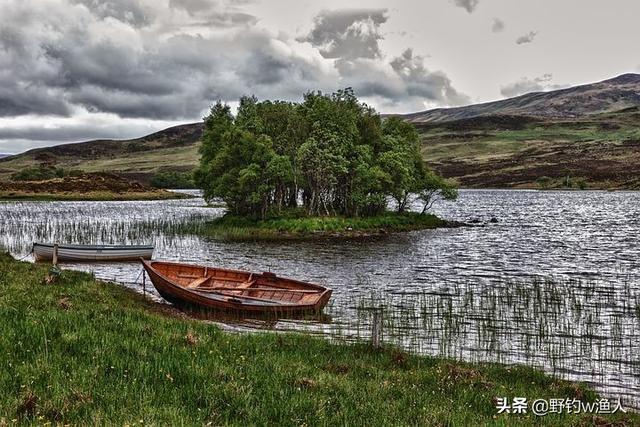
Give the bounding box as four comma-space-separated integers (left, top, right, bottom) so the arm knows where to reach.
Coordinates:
195, 89, 457, 218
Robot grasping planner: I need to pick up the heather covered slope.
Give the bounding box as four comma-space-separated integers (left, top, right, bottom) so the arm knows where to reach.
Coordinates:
418, 108, 640, 189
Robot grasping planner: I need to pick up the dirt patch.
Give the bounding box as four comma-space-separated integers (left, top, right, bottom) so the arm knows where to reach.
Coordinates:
0, 172, 186, 199
0, 172, 150, 194
432, 139, 640, 189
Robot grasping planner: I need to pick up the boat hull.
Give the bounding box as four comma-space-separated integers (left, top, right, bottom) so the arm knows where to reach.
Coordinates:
33, 243, 154, 262
141, 259, 332, 316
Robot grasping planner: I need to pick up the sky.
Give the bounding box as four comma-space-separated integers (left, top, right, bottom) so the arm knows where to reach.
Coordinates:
0, 0, 639, 154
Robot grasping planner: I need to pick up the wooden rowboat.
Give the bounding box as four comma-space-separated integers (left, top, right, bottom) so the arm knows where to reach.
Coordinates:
141, 259, 332, 315
33, 242, 154, 262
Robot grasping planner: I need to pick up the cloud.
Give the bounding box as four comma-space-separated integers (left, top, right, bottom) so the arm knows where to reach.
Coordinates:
491, 18, 505, 33
452, 0, 479, 13
500, 73, 565, 97
301, 10, 469, 110
0, 0, 333, 122
0, 2, 469, 150
334, 49, 470, 110
70, 0, 151, 26
0, 112, 183, 153
301, 9, 388, 60
516, 30, 538, 45
388, 49, 470, 106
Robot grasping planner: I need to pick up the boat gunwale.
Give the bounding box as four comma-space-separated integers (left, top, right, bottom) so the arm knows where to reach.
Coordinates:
34, 242, 155, 251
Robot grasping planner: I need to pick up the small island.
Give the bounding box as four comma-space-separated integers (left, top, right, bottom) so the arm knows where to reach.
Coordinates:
192, 211, 457, 240
194, 89, 457, 239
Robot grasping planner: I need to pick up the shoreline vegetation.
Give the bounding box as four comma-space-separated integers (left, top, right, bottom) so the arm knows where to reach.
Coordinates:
1, 253, 636, 425
186, 211, 461, 240
0, 172, 191, 201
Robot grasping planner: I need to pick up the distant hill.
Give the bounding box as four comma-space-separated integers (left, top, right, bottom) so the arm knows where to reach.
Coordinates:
399, 73, 640, 123
1, 74, 639, 189
0, 154, 9, 159
0, 123, 203, 184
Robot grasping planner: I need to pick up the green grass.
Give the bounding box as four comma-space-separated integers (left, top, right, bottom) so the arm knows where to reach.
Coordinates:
0, 253, 636, 425
184, 211, 452, 240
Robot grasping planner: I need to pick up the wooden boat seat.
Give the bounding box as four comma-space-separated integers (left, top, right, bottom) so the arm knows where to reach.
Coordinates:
187, 277, 210, 288
237, 280, 256, 289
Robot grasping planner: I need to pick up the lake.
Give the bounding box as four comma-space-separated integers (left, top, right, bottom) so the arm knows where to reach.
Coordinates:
1, 189, 638, 408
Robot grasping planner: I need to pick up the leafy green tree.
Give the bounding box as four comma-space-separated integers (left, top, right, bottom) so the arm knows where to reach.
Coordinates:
195, 89, 457, 218
417, 171, 459, 214
194, 101, 234, 198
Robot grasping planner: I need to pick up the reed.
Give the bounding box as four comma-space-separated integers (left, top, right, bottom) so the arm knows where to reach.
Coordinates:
2, 253, 636, 426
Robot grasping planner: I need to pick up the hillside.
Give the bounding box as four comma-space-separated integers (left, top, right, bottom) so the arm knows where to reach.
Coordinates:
1, 74, 639, 189
418, 108, 640, 188
400, 73, 640, 123
0, 123, 203, 184
401, 73, 640, 189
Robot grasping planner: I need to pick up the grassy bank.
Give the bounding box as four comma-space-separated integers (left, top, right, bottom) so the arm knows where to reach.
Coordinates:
0, 253, 636, 425
0, 190, 190, 201
185, 211, 456, 240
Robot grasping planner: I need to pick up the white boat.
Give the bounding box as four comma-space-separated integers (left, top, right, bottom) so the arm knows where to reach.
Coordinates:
33, 242, 154, 262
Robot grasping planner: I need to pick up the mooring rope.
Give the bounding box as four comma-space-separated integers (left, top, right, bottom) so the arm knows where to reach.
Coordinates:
134, 267, 144, 285
15, 247, 34, 261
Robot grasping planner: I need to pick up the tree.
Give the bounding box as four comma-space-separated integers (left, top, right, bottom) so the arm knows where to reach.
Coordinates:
195, 90, 457, 218
417, 170, 458, 214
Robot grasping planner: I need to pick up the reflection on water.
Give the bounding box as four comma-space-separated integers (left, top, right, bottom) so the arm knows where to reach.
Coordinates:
1, 189, 639, 407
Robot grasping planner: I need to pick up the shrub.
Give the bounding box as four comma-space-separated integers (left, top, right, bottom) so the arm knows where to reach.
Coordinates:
150, 171, 196, 189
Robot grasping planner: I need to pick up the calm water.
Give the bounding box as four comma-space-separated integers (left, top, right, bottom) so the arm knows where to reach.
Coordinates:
1, 190, 639, 407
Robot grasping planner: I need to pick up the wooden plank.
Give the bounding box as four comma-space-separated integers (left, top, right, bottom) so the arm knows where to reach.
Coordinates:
204, 286, 319, 294
193, 289, 299, 305
237, 280, 256, 289
187, 277, 210, 288
177, 274, 201, 279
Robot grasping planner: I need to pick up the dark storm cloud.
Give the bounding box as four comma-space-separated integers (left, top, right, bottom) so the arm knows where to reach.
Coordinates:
516, 30, 538, 45
0, 0, 329, 120
452, 0, 479, 13
0, 124, 134, 142
301, 9, 388, 59
491, 18, 505, 33
0, 20, 73, 116
0, 0, 469, 147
